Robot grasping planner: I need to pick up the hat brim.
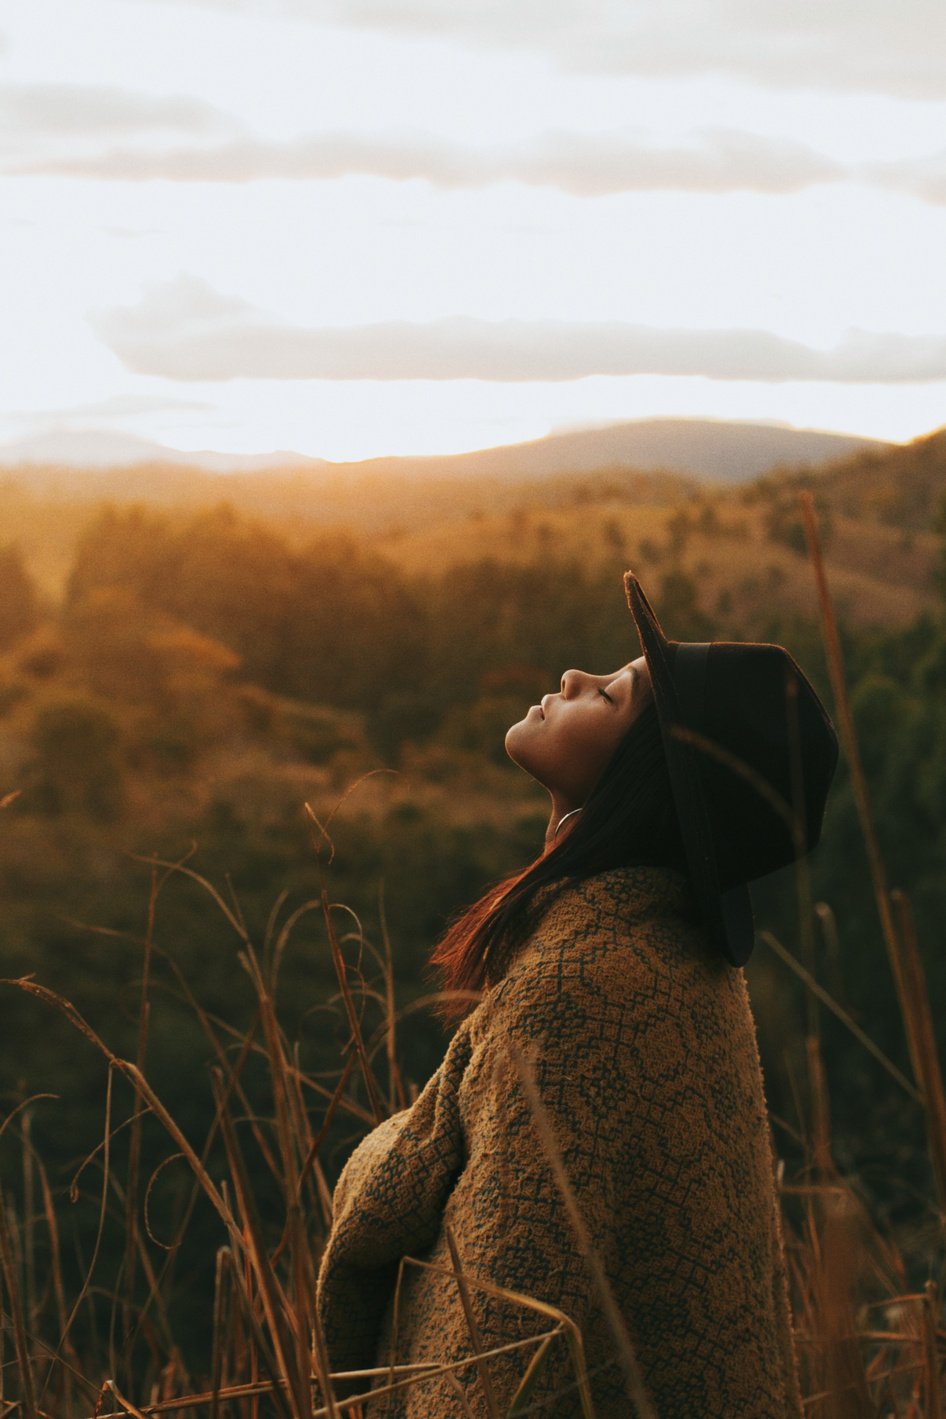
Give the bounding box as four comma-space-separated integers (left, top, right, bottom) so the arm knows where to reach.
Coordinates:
624, 571, 754, 966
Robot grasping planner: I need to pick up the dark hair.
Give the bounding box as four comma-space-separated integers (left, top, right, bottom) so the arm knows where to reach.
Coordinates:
429, 696, 686, 1021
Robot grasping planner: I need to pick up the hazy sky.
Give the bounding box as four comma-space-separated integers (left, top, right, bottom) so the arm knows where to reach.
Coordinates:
3, 0, 946, 460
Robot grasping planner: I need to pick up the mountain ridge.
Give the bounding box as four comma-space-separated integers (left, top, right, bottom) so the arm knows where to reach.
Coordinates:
0, 416, 892, 487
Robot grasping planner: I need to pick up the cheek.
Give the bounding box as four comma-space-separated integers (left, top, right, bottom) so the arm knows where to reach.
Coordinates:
506, 709, 624, 801
562, 722, 620, 794
539, 717, 620, 801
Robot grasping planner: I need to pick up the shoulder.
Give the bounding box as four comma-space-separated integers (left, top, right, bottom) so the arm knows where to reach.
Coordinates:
469, 864, 748, 1053
517, 864, 724, 985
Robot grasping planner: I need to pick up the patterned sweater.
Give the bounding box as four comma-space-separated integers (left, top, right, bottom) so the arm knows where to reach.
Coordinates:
315, 865, 803, 1416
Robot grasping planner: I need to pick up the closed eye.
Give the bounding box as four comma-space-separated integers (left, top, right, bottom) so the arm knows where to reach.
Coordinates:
598, 687, 615, 704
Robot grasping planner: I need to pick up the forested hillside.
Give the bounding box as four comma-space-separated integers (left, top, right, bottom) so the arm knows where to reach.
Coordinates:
756, 424, 946, 531
1, 433, 946, 1394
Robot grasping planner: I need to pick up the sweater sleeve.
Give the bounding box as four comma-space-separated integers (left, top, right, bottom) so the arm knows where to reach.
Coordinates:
315, 1018, 473, 1381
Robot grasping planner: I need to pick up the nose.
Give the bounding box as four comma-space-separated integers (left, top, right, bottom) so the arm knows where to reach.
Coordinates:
560, 669, 585, 698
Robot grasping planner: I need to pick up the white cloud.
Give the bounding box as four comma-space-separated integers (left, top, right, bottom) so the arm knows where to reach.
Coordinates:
0, 81, 229, 146
865, 150, 946, 206
14, 92, 946, 209
5, 393, 214, 426
9, 124, 843, 195
396, 1, 946, 99
93, 276, 946, 384
133, 0, 946, 100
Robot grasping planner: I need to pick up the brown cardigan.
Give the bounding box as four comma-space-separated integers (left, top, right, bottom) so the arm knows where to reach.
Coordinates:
315, 865, 804, 1417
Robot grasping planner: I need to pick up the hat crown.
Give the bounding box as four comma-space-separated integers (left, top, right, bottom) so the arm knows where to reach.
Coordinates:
623, 569, 840, 965
668, 640, 839, 891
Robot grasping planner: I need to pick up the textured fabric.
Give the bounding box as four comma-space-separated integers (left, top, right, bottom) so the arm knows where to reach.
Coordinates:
315, 865, 803, 1417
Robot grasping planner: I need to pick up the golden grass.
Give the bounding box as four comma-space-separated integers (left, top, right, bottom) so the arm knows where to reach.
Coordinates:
0, 498, 944, 1416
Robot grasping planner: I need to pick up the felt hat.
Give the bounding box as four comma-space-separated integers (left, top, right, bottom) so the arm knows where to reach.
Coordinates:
624, 571, 839, 965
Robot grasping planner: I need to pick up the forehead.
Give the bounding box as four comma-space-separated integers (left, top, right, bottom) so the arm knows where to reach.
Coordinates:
618, 656, 652, 699
613, 655, 648, 680
589, 658, 651, 697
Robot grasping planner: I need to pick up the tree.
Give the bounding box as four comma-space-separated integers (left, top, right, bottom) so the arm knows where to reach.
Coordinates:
665, 507, 691, 556
657, 567, 713, 640
282, 534, 428, 724
764, 492, 833, 556
0, 543, 38, 650
933, 489, 946, 601
66, 504, 175, 607
27, 693, 124, 820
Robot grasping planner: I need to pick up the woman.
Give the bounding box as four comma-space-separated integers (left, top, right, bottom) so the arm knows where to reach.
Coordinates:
315, 572, 838, 1417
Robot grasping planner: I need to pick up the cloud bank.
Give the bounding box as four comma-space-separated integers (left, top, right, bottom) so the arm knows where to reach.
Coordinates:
95, 276, 946, 384
0, 81, 229, 157
130, 0, 946, 99
10, 123, 843, 195
7, 83, 945, 207
5, 394, 214, 427
866, 151, 946, 207
332, 0, 946, 99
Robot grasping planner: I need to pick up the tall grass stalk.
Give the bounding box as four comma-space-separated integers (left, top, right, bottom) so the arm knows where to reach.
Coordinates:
800, 490, 946, 1221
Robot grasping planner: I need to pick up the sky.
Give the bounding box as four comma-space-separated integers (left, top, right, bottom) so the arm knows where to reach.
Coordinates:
2, 0, 946, 462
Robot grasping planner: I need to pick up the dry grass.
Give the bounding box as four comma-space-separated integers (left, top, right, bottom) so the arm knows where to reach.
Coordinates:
0, 498, 944, 1416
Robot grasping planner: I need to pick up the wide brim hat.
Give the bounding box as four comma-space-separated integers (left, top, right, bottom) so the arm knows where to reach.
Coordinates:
624, 571, 839, 966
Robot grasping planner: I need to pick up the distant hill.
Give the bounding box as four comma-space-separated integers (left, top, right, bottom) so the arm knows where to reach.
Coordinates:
0, 417, 888, 488
336, 418, 890, 486
0, 428, 324, 475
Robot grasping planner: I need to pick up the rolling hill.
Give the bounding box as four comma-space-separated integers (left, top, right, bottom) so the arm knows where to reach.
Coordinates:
2, 418, 943, 633
330, 418, 888, 485
1, 417, 887, 490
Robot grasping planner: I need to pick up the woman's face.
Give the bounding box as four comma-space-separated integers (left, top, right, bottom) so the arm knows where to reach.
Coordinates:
505, 655, 653, 813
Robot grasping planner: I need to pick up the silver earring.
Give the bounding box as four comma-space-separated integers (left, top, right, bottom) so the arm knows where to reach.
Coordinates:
553, 806, 583, 838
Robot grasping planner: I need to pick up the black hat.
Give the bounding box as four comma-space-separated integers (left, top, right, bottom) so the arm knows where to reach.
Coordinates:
624, 571, 839, 966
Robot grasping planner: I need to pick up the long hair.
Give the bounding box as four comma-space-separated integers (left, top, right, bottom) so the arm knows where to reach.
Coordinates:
429, 696, 686, 1022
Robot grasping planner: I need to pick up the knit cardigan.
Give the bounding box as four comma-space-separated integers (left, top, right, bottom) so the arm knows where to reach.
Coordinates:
315, 865, 803, 1417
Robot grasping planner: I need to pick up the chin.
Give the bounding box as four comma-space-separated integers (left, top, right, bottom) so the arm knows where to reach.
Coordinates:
504, 716, 531, 768
506, 721, 550, 786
